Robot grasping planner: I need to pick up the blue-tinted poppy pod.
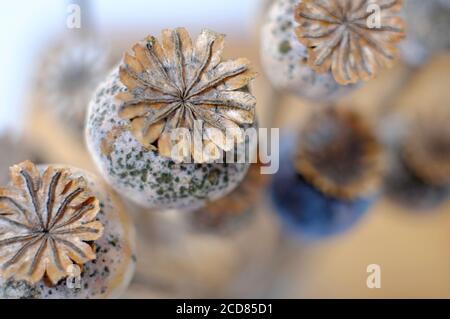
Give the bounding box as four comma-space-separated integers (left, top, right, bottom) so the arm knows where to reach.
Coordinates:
270, 108, 384, 239
385, 107, 450, 210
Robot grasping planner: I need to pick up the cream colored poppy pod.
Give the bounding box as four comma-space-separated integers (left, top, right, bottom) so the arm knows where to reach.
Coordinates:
86, 28, 258, 210
400, 0, 450, 66
31, 35, 113, 136
260, 0, 405, 101
0, 161, 136, 299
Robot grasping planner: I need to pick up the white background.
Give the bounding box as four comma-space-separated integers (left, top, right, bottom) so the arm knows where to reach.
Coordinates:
0, 0, 261, 134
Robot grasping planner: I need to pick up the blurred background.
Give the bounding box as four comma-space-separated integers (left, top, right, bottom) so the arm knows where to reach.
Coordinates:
0, 0, 262, 133
0, 0, 450, 298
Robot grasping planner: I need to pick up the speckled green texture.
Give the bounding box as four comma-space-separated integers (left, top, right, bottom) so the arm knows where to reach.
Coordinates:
0, 166, 136, 299
260, 0, 356, 101
86, 68, 253, 210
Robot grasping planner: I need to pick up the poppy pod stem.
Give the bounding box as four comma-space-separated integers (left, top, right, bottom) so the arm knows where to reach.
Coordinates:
375, 66, 417, 119
265, 87, 285, 128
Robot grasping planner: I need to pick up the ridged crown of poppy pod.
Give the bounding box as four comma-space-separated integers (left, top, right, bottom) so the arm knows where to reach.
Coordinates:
295, 0, 405, 85
117, 28, 257, 163
0, 161, 103, 285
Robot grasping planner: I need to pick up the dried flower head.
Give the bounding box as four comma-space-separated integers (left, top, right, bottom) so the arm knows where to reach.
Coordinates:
0, 161, 103, 285
295, 108, 384, 199
403, 109, 450, 186
117, 28, 257, 163
295, 0, 405, 85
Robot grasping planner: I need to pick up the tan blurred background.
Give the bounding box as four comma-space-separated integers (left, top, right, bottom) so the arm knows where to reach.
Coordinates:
0, 0, 449, 298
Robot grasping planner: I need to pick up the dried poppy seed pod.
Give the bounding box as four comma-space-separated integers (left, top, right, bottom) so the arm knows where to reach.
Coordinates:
86, 28, 258, 210
400, 0, 450, 66
31, 35, 113, 136
0, 161, 136, 299
260, 0, 405, 101
403, 109, 450, 187
270, 108, 384, 239
384, 150, 450, 211
384, 107, 450, 210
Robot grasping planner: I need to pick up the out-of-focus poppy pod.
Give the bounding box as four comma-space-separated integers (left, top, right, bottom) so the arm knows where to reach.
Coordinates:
270, 108, 384, 239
